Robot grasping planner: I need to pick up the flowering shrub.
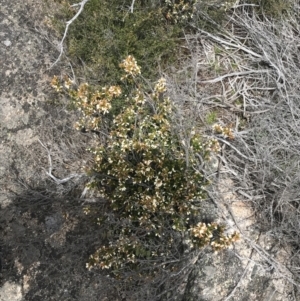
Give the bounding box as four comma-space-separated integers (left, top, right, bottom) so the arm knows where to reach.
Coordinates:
51, 55, 239, 274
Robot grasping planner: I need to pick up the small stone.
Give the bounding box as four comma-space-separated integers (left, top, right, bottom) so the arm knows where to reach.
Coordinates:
45, 213, 63, 234
0, 282, 22, 301
3, 39, 11, 47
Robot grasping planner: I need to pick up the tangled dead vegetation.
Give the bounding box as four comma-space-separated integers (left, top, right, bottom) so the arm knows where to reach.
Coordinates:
164, 2, 300, 293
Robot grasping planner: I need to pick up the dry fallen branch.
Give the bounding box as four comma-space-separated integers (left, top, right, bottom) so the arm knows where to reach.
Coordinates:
50, 0, 90, 68
38, 139, 82, 184
198, 69, 270, 84
195, 28, 263, 59
168, 3, 300, 295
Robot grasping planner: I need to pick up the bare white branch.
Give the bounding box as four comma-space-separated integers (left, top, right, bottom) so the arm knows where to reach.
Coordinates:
129, 0, 136, 13
199, 69, 269, 84
38, 139, 82, 184
50, 0, 90, 68
195, 28, 263, 59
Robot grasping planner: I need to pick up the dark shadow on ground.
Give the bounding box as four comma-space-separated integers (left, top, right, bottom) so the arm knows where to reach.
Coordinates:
0, 177, 123, 301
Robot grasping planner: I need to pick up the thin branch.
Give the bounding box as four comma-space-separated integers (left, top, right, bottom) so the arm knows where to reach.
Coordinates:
129, 0, 136, 13
50, 0, 90, 68
38, 139, 82, 184
224, 249, 254, 301
195, 28, 263, 59
216, 137, 258, 163
198, 70, 269, 84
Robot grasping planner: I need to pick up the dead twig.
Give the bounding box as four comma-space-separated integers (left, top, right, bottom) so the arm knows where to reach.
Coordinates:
38, 139, 82, 184
50, 0, 90, 68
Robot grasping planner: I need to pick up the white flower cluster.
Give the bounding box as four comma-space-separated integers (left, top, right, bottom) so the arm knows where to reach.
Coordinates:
119, 55, 141, 78
212, 123, 234, 140
190, 222, 240, 251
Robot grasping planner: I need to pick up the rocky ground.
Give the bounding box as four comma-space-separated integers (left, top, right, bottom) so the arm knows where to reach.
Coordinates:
0, 0, 299, 300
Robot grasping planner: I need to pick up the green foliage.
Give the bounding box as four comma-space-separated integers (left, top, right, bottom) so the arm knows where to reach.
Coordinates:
206, 111, 217, 125
50, 0, 240, 89
57, 0, 197, 84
